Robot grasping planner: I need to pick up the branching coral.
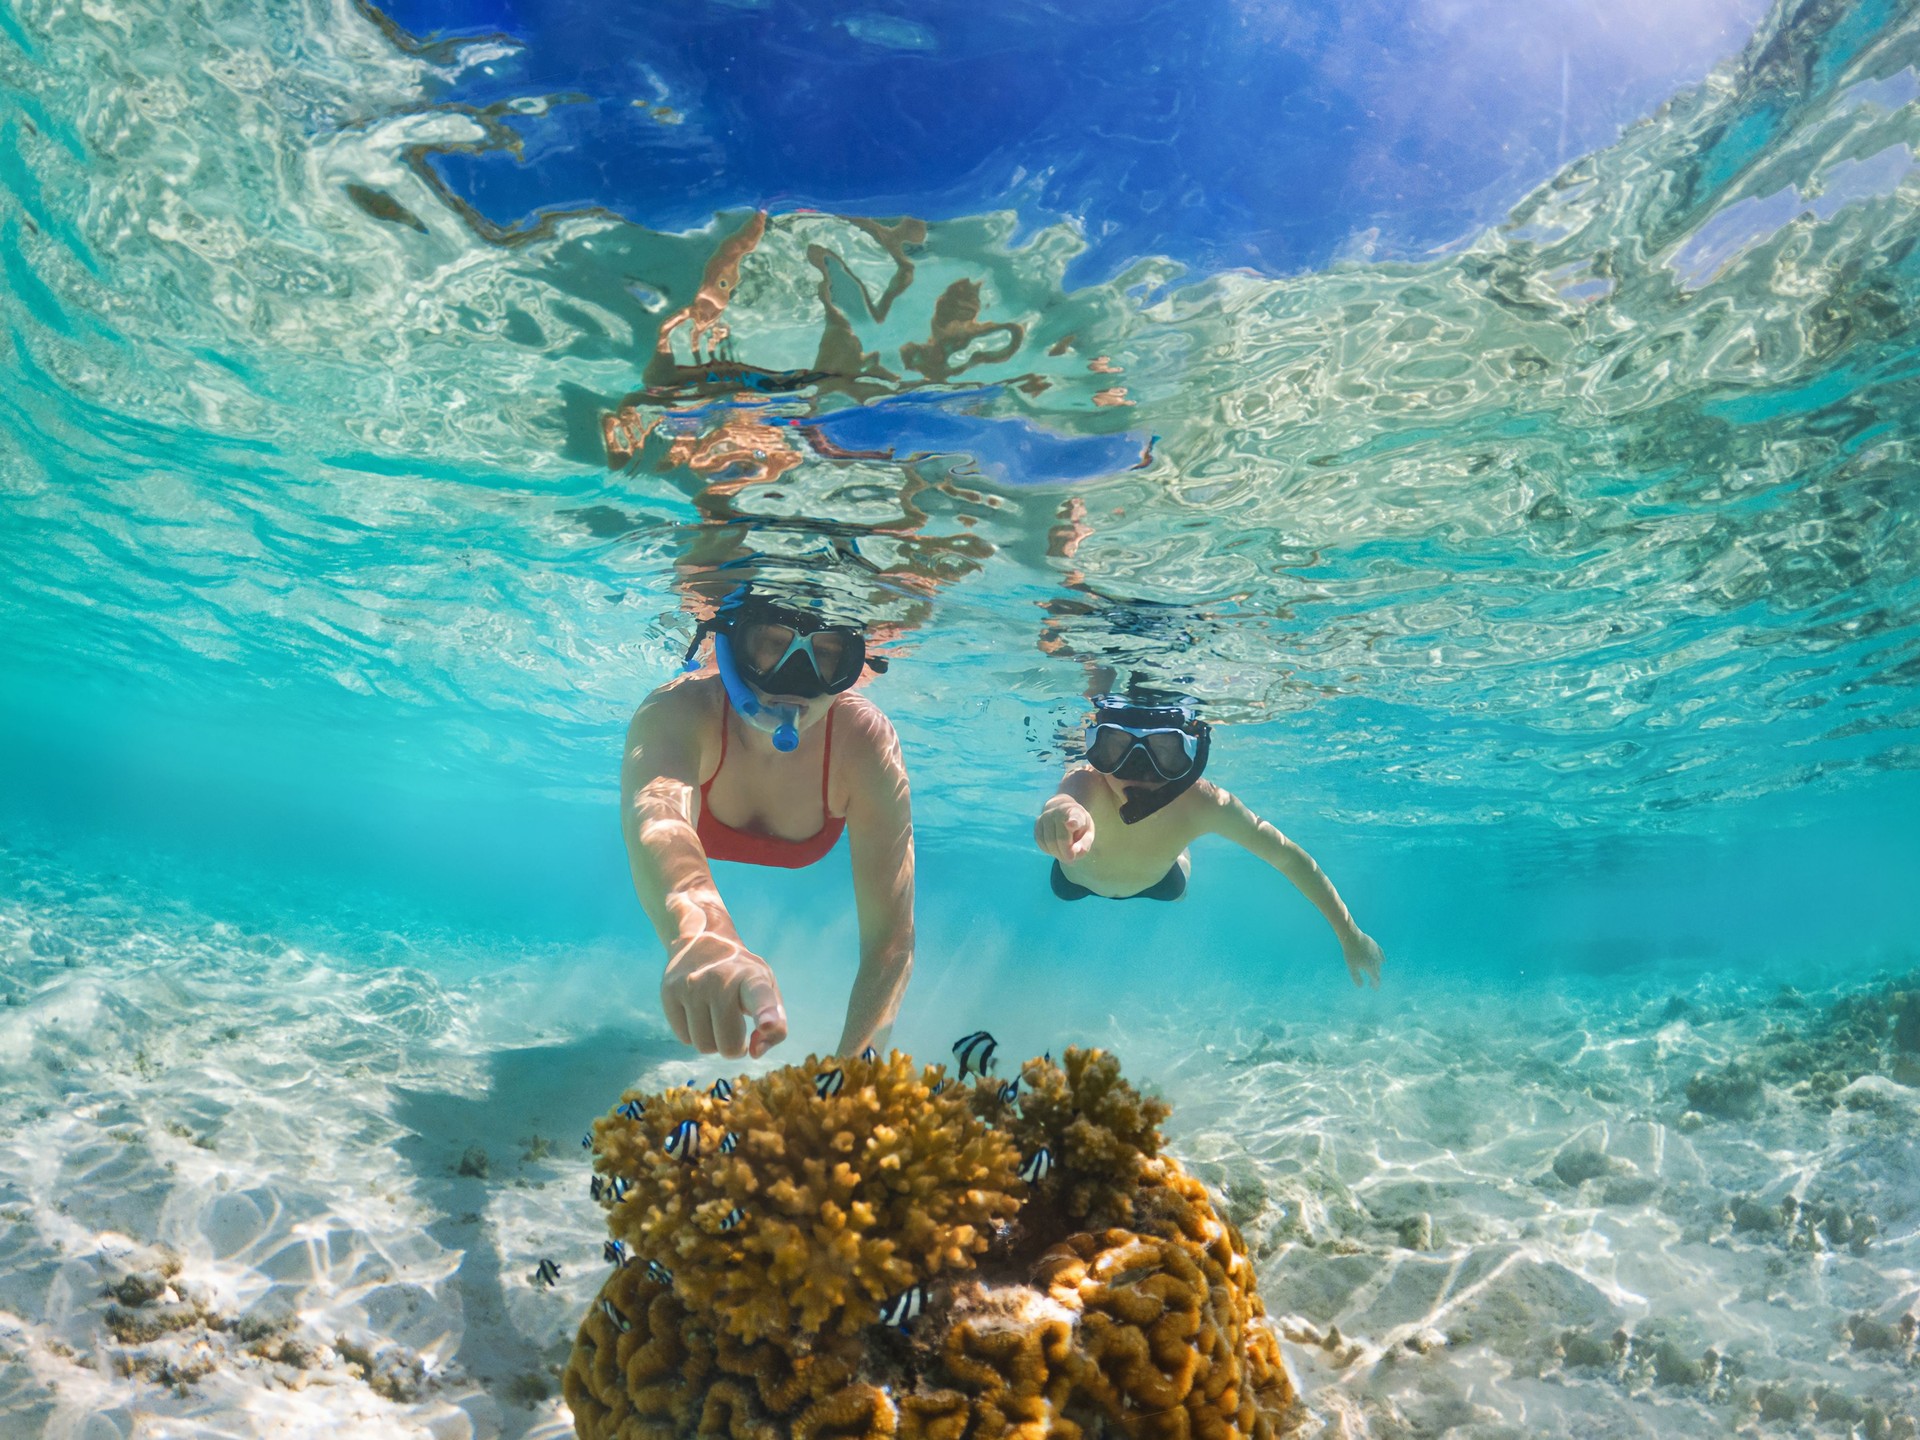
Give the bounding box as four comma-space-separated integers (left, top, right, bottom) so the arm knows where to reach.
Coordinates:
982, 1047, 1173, 1228
566, 1047, 1298, 1440
592, 1051, 1020, 1341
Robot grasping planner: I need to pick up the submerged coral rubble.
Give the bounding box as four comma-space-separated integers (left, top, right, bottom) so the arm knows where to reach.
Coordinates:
564, 1047, 1299, 1439
1683, 972, 1920, 1122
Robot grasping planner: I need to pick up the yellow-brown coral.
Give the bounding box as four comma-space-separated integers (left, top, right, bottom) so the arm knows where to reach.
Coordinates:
567, 1047, 1298, 1439
591, 1051, 1021, 1341
984, 1047, 1173, 1227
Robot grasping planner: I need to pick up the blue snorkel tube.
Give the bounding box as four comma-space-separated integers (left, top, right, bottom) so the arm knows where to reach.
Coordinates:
708, 631, 801, 752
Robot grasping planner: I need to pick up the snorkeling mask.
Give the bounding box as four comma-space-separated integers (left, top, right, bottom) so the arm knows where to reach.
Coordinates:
1084, 697, 1211, 823
681, 593, 881, 753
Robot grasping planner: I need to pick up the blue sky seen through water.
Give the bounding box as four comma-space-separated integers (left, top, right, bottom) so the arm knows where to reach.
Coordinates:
378, 0, 1769, 279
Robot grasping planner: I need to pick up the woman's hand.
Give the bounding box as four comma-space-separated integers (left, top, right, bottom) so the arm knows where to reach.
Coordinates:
662, 931, 789, 1058
1340, 930, 1384, 989
1035, 797, 1095, 862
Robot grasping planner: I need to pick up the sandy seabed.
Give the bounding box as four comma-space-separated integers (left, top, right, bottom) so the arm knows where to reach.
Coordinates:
0, 846, 1914, 1439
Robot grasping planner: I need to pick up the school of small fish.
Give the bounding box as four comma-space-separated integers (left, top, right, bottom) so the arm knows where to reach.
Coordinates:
552, 1033, 1051, 1333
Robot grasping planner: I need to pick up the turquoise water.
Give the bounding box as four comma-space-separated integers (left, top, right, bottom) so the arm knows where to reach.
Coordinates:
3, 0, 1920, 1434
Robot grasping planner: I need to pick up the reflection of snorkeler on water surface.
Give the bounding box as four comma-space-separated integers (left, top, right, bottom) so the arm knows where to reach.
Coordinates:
600, 209, 1152, 495
588, 209, 1154, 633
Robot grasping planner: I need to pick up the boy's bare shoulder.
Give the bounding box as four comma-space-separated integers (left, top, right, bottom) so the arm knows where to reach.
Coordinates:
1181, 778, 1231, 812
1178, 780, 1254, 835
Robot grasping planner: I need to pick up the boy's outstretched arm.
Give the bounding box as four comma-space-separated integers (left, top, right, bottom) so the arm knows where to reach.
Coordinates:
1205, 788, 1384, 987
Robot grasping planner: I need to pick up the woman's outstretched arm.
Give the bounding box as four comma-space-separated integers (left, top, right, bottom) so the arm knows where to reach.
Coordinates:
838, 701, 916, 1056
621, 684, 788, 1057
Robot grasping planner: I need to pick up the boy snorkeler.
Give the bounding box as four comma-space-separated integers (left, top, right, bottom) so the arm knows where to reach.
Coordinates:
1034, 696, 1385, 988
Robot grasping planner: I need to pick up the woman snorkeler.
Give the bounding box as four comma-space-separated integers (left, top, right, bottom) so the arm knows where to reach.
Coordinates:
621, 590, 915, 1059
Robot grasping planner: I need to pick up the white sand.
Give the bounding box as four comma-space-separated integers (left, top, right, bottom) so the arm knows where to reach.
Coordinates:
1, 849, 1914, 1438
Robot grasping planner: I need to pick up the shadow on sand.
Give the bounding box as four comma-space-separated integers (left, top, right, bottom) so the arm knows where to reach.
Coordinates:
392, 1024, 684, 1437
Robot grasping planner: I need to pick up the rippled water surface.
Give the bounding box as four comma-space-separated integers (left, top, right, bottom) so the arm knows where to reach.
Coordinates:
2, 0, 1919, 1434
4, 0, 1917, 854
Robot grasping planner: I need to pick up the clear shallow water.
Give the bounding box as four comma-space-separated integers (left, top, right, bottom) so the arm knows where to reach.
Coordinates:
2, 0, 1919, 1434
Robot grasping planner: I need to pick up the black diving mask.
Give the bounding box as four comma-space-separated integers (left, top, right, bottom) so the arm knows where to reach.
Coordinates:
1085, 722, 1202, 781
1083, 698, 1211, 823
681, 595, 883, 703
730, 615, 867, 698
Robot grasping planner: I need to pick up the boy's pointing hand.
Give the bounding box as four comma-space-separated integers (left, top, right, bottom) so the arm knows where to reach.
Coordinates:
1035, 799, 1096, 862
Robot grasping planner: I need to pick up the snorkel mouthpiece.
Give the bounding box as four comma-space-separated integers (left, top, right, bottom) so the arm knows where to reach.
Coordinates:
713, 632, 801, 751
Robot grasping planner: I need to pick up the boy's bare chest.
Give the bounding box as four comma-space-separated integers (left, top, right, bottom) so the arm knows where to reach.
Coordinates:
1084, 792, 1190, 863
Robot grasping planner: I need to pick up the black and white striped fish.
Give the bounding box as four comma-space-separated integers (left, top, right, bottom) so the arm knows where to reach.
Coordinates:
1018, 1147, 1054, 1184
581, 1132, 594, 1151
646, 1260, 673, 1286
997, 1078, 1020, 1105
604, 1239, 629, 1267
533, 1258, 560, 1288
878, 1284, 926, 1332
608, 1176, 630, 1203
589, 1174, 606, 1201
719, 1131, 738, 1154
600, 1297, 631, 1334
814, 1068, 845, 1099
616, 1099, 644, 1121
709, 1078, 733, 1102
861, 1045, 878, 1063
928, 1079, 946, 1096
664, 1119, 699, 1161
719, 1206, 746, 1231
952, 1031, 997, 1078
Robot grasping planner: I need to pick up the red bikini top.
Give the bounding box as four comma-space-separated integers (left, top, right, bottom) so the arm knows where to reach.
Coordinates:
697, 696, 846, 869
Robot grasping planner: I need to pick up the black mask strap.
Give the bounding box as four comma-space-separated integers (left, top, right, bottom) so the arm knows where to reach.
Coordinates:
1117, 721, 1209, 824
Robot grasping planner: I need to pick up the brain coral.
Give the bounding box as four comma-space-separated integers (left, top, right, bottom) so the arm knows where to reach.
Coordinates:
566, 1047, 1299, 1440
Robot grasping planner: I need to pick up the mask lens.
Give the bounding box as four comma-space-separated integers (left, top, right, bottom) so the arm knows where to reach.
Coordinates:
737, 621, 799, 677
807, 630, 857, 688
1142, 731, 1196, 778
1085, 725, 1134, 773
